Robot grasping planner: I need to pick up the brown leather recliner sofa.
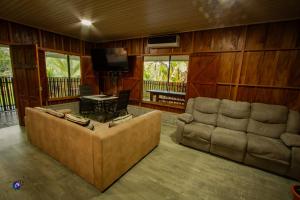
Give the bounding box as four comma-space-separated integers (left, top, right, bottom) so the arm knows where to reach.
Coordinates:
176, 97, 300, 180
25, 107, 161, 191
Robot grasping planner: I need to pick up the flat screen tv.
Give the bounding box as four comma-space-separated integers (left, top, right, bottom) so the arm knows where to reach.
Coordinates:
91, 48, 129, 72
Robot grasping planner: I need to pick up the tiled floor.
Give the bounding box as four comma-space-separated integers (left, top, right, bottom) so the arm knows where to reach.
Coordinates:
0, 111, 19, 128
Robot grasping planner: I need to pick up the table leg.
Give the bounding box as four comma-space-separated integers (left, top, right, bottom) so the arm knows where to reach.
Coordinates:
150, 93, 153, 101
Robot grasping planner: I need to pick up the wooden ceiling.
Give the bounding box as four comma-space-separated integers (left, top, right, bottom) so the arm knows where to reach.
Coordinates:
0, 0, 299, 42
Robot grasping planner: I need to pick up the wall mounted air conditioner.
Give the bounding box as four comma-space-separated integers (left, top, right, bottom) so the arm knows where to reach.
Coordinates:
147, 35, 180, 48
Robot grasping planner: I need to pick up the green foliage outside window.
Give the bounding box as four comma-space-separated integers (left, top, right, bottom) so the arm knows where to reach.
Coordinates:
0, 47, 12, 77
46, 52, 80, 78
143, 56, 188, 83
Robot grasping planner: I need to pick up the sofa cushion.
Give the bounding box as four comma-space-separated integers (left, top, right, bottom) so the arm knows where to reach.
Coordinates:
183, 122, 214, 142
247, 119, 286, 138
247, 134, 291, 164
287, 110, 300, 134
211, 127, 247, 152
280, 133, 300, 147
250, 103, 288, 123
56, 108, 72, 114
217, 114, 249, 132
34, 106, 47, 112
193, 97, 220, 114
219, 99, 250, 118
46, 109, 65, 118
65, 114, 90, 126
109, 114, 133, 128
178, 113, 193, 124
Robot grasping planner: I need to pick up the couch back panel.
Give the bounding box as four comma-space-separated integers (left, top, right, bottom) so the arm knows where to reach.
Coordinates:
217, 99, 250, 132
25, 107, 95, 185
247, 103, 288, 138
94, 110, 161, 190
247, 119, 287, 138
250, 103, 288, 123
192, 97, 220, 126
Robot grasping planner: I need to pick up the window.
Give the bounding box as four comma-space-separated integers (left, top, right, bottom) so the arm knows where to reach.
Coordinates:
46, 52, 81, 99
143, 55, 188, 105
0, 46, 12, 77
0, 46, 15, 111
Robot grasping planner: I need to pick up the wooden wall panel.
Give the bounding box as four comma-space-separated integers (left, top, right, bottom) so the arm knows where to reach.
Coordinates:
0, 18, 97, 106
10, 23, 39, 45
81, 56, 99, 94
96, 19, 300, 111
0, 19, 10, 43
38, 50, 48, 106
217, 52, 237, 83
288, 50, 300, 87
188, 54, 219, 84
245, 24, 268, 50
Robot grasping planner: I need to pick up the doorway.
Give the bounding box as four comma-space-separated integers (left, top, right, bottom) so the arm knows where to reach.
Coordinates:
0, 45, 18, 128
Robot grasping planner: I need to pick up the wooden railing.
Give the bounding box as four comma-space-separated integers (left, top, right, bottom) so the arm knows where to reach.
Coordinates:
48, 77, 81, 99
0, 77, 15, 112
143, 80, 186, 104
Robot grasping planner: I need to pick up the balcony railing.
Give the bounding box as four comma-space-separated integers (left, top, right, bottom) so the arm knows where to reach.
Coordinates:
0, 76, 15, 112
48, 77, 81, 99
143, 80, 186, 105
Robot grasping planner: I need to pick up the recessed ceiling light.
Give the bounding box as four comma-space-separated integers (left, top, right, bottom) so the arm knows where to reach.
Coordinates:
81, 19, 92, 26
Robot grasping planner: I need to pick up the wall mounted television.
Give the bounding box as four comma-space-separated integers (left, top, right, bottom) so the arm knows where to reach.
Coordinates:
91, 48, 129, 72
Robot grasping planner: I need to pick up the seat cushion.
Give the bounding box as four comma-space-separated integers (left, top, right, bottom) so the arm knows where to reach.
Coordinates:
211, 127, 247, 152
183, 122, 214, 142
247, 134, 291, 164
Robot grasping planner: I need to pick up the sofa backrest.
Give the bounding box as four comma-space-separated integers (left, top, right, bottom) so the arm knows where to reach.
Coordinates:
217, 99, 250, 132
192, 97, 220, 126
247, 103, 288, 138
286, 110, 300, 134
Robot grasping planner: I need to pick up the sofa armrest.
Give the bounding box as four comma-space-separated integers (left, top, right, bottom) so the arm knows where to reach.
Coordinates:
287, 147, 300, 180
280, 133, 300, 147
178, 113, 193, 124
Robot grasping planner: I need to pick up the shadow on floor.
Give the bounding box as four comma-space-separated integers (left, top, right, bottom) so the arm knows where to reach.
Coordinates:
0, 111, 19, 128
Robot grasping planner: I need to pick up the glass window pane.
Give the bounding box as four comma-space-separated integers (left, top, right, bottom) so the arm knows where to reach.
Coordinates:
46, 52, 68, 77
169, 56, 189, 83
69, 55, 81, 78
143, 56, 169, 82
0, 46, 12, 77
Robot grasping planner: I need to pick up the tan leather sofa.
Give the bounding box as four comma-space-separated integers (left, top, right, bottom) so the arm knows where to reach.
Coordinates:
25, 107, 161, 191
176, 97, 300, 180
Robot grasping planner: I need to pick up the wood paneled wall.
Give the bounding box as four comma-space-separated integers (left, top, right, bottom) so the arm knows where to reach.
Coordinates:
1, 18, 300, 111
97, 19, 300, 111
0, 18, 94, 55
0, 18, 96, 105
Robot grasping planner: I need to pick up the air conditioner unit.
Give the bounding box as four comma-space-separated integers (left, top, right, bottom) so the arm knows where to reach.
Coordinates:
147, 35, 180, 48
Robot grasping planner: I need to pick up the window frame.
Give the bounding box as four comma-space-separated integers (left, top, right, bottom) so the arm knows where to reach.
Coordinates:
143, 55, 189, 84
45, 51, 81, 99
